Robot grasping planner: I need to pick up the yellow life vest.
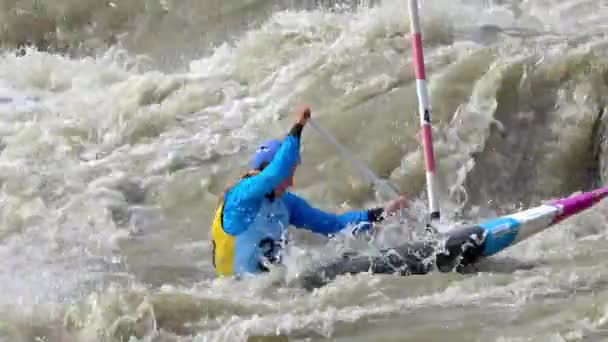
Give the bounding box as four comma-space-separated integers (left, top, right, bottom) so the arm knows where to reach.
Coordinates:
210, 202, 235, 276
210, 170, 260, 276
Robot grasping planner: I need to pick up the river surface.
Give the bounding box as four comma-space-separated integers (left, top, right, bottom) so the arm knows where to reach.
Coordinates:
2, 0, 608, 341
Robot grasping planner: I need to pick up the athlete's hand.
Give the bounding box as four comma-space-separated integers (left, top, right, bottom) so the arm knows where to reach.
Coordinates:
383, 194, 409, 216
295, 105, 311, 125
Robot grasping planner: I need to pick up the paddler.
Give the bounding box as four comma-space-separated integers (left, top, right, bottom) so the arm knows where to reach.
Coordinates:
210, 105, 409, 277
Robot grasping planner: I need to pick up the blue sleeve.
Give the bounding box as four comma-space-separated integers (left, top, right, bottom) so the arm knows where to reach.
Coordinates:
229, 135, 300, 203
284, 192, 371, 235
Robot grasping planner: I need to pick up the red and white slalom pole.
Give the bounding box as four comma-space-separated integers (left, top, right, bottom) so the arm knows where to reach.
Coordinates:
408, 0, 440, 222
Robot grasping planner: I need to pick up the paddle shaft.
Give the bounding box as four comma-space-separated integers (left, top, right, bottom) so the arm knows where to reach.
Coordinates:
307, 117, 420, 237
308, 118, 400, 200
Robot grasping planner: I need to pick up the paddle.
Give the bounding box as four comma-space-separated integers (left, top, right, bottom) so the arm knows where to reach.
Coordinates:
308, 118, 418, 226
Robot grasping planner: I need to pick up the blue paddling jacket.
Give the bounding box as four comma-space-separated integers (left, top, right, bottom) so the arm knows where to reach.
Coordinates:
210, 123, 384, 276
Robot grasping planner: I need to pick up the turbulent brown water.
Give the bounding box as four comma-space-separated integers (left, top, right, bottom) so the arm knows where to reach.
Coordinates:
2, 0, 608, 341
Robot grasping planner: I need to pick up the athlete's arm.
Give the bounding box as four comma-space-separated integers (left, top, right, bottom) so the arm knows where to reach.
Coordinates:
229, 104, 310, 203
222, 106, 310, 236
230, 129, 301, 198
284, 192, 384, 235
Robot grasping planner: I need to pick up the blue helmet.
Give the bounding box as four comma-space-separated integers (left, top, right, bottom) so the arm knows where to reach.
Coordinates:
250, 139, 300, 170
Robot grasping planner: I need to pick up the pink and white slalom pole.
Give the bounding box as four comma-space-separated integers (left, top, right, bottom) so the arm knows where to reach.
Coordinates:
408, 0, 440, 222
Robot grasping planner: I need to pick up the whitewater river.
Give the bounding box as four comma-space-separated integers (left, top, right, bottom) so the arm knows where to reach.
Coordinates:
2, 0, 608, 341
